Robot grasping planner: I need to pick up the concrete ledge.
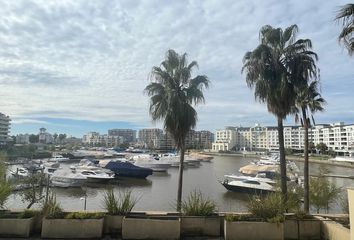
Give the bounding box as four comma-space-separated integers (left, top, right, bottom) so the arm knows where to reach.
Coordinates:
122, 216, 180, 240
41, 218, 104, 239
316, 216, 350, 240
0, 217, 34, 237
284, 218, 321, 240
104, 215, 124, 235
181, 216, 221, 236
224, 220, 283, 240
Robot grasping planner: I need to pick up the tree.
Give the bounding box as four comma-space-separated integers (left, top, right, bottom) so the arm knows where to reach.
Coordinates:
29, 134, 39, 144
242, 25, 317, 200
145, 49, 209, 211
294, 80, 325, 213
335, 4, 354, 55
0, 158, 11, 209
316, 143, 328, 154
310, 167, 341, 213
58, 134, 67, 144
53, 133, 58, 143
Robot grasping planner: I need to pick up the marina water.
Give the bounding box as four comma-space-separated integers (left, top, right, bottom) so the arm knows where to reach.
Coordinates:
6, 155, 354, 213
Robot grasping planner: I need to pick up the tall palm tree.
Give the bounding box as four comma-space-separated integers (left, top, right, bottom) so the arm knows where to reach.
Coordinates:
335, 4, 354, 55
145, 49, 209, 211
294, 80, 326, 213
242, 25, 318, 200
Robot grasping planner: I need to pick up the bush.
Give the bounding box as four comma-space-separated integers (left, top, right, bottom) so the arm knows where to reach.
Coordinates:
18, 209, 39, 219
42, 193, 64, 219
64, 212, 104, 219
247, 193, 284, 223
102, 189, 138, 215
0, 160, 11, 209
180, 190, 216, 216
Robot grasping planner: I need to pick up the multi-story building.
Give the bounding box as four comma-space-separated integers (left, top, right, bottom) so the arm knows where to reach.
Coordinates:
16, 134, 30, 144
82, 132, 122, 147
212, 122, 354, 153
108, 129, 136, 143
138, 128, 163, 149
212, 127, 237, 151
38, 128, 53, 144
0, 113, 10, 145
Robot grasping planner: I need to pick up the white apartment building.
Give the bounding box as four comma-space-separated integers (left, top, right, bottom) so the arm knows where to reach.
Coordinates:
0, 113, 10, 145
16, 134, 30, 144
82, 132, 123, 147
212, 122, 354, 153
138, 128, 163, 149
38, 128, 53, 144
212, 127, 237, 151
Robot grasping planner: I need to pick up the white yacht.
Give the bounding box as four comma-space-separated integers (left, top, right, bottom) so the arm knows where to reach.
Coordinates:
224, 171, 277, 185
48, 154, 70, 163
10, 167, 29, 177
329, 156, 354, 164
78, 169, 114, 182
50, 169, 87, 187
133, 154, 171, 172
221, 178, 275, 194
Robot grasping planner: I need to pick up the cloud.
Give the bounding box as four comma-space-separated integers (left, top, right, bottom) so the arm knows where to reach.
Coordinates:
0, 0, 353, 134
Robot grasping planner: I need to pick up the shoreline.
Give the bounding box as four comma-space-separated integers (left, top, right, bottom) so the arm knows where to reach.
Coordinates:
203, 152, 354, 169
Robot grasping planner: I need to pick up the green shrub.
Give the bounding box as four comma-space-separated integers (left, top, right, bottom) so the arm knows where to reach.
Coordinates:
18, 209, 39, 219
42, 193, 64, 219
64, 212, 104, 219
180, 190, 216, 216
247, 193, 284, 223
224, 214, 260, 222
102, 189, 138, 215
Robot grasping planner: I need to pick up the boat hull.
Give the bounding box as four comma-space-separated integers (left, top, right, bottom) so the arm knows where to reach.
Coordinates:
221, 181, 275, 195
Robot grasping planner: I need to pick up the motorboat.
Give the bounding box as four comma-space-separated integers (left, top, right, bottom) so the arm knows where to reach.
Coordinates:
133, 155, 171, 172
78, 169, 114, 183
184, 156, 201, 167
221, 178, 275, 194
50, 169, 87, 187
101, 159, 153, 178
10, 167, 29, 177
43, 161, 60, 173
224, 171, 277, 185
188, 152, 213, 162
48, 154, 70, 163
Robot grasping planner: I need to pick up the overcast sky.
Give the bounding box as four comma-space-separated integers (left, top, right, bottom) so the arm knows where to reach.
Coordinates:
0, 0, 353, 137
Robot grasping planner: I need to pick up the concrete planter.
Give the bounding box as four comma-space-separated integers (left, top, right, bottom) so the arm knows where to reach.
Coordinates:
104, 215, 124, 235
284, 218, 321, 240
41, 217, 104, 239
181, 216, 221, 236
122, 215, 180, 240
224, 220, 283, 240
316, 216, 350, 240
0, 217, 35, 237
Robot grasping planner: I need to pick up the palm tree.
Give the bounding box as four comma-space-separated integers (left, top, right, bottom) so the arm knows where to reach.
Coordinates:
294, 80, 326, 213
335, 4, 354, 55
242, 25, 318, 200
145, 49, 209, 211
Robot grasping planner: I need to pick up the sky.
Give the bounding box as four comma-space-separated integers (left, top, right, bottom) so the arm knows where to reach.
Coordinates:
0, 0, 353, 137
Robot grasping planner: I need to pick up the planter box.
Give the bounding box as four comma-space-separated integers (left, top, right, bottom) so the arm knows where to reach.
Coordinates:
224, 220, 283, 240
316, 216, 350, 240
104, 215, 124, 235
181, 216, 220, 236
41, 217, 104, 239
284, 218, 321, 240
122, 215, 180, 240
0, 217, 34, 237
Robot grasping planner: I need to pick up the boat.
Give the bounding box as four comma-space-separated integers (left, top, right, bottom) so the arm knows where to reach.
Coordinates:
188, 152, 213, 162
43, 161, 60, 173
101, 159, 153, 178
48, 154, 70, 163
78, 169, 114, 183
329, 156, 354, 164
132, 155, 171, 172
50, 169, 87, 187
224, 171, 277, 185
10, 167, 29, 177
221, 178, 276, 194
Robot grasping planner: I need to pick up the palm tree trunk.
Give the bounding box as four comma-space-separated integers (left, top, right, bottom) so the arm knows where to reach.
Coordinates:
176, 144, 185, 212
302, 108, 309, 213
277, 116, 287, 202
